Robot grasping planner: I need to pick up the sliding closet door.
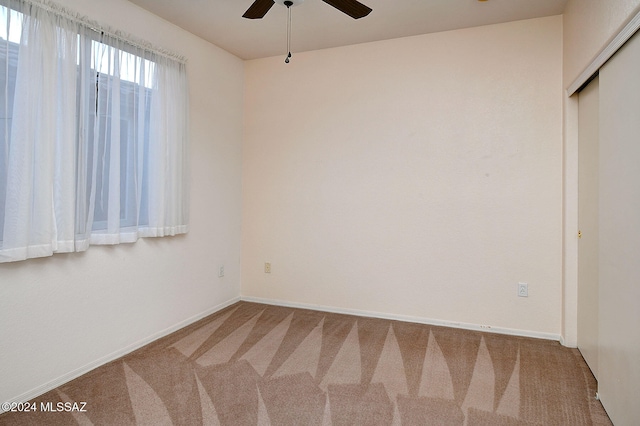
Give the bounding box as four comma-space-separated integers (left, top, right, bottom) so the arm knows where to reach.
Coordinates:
598, 30, 640, 425
577, 76, 599, 380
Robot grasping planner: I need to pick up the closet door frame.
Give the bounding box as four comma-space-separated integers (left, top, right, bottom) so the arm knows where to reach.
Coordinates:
576, 75, 599, 380
568, 14, 640, 426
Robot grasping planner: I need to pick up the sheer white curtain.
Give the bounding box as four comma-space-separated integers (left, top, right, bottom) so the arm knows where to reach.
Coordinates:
0, 0, 189, 263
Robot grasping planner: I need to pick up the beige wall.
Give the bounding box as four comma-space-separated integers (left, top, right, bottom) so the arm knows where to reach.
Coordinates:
0, 0, 244, 403
243, 16, 563, 337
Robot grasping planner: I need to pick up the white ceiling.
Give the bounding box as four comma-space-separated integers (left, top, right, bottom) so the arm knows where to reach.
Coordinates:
126, 0, 567, 60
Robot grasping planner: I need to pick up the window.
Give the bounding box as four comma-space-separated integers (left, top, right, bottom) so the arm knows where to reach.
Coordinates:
0, 0, 189, 262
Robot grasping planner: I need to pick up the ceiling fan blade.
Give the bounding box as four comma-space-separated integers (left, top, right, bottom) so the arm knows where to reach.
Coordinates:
243, 0, 275, 19
321, 0, 372, 19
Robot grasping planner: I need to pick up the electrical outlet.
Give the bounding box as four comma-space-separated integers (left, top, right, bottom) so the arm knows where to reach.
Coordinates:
218, 265, 224, 278
264, 262, 271, 274
518, 282, 528, 297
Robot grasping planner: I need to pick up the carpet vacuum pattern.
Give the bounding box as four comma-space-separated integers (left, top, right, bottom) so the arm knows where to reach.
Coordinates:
0, 301, 611, 425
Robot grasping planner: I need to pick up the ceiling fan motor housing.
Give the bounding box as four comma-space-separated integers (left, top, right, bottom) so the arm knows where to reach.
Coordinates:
243, 0, 371, 20
275, 0, 304, 7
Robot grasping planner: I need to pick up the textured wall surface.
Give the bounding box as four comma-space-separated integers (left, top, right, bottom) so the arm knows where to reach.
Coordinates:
243, 17, 563, 337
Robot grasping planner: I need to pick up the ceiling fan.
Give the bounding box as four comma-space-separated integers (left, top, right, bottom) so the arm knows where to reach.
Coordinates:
243, 0, 372, 20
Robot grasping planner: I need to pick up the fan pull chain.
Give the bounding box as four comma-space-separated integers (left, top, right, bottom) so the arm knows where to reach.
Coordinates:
285, 1, 292, 63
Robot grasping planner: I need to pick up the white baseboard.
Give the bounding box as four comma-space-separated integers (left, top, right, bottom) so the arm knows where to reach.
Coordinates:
241, 296, 562, 342
3, 294, 563, 412
2, 296, 240, 411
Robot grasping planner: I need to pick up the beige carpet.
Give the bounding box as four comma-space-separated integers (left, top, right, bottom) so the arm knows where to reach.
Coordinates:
0, 301, 611, 425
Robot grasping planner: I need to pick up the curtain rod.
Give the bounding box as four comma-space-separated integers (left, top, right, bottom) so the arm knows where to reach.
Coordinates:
5, 0, 187, 64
